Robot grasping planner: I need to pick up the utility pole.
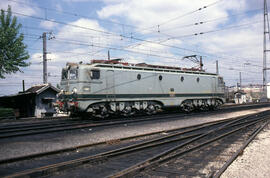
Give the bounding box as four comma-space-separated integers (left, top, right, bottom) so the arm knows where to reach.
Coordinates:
263, 0, 270, 99
216, 60, 219, 74
42, 32, 47, 84
239, 72, 242, 90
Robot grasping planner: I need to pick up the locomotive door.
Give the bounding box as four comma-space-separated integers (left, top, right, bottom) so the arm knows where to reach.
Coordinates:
106, 70, 116, 101
211, 77, 217, 98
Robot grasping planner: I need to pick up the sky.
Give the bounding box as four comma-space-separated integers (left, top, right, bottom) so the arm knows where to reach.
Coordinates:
0, 0, 268, 95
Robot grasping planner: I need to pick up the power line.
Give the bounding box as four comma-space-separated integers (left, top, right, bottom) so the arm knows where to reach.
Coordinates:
160, 8, 263, 32
140, 0, 224, 31
7, 0, 138, 29
21, 30, 263, 69
162, 21, 262, 40
8, 10, 262, 63
51, 38, 185, 61
27, 34, 264, 72
6, 8, 264, 71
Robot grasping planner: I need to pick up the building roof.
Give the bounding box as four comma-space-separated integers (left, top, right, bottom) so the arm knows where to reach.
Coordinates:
0, 84, 60, 99
25, 84, 60, 94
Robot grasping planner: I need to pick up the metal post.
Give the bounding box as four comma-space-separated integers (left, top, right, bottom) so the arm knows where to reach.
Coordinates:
108, 50, 110, 60
263, 0, 270, 99
216, 60, 219, 74
43, 32, 47, 84
22, 80, 25, 92
199, 56, 203, 70
239, 72, 242, 90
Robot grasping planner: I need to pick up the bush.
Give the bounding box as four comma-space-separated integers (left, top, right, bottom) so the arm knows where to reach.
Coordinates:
0, 107, 15, 118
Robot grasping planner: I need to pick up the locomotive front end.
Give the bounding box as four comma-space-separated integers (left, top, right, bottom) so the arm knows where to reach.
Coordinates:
57, 63, 80, 113
57, 62, 101, 116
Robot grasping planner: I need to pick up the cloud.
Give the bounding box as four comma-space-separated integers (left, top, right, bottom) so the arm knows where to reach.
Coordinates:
96, 0, 263, 86
40, 20, 58, 29
61, 0, 99, 2
0, 0, 265, 96
50, 18, 113, 62
0, 0, 37, 17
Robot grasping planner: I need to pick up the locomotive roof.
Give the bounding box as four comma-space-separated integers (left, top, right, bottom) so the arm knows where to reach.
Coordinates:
66, 60, 219, 76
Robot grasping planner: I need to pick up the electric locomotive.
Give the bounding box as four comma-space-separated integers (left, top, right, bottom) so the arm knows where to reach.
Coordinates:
57, 59, 225, 117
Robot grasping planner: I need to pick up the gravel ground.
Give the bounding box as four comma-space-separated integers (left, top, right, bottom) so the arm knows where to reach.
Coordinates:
0, 107, 269, 161
221, 123, 270, 178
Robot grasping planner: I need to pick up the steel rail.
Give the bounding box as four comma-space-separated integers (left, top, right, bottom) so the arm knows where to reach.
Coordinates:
212, 120, 270, 178
109, 116, 269, 177
1, 111, 263, 165
0, 119, 80, 130
0, 120, 95, 134
1, 102, 270, 139
3, 113, 265, 178
0, 108, 232, 139
0, 102, 269, 136
0, 117, 231, 164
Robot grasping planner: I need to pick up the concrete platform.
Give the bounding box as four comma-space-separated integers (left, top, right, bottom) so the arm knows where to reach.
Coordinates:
221, 122, 270, 178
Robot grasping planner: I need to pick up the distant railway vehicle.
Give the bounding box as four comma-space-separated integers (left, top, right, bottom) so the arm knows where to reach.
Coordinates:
57, 59, 225, 118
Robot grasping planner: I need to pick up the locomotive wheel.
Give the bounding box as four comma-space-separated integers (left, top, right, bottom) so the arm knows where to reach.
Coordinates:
146, 104, 157, 115
122, 106, 135, 117
93, 106, 109, 119
181, 101, 194, 113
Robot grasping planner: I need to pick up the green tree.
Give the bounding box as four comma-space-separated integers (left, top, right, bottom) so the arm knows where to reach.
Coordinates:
0, 6, 30, 79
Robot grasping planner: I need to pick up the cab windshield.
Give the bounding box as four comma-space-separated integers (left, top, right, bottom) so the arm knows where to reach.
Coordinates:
61, 69, 68, 80
61, 68, 78, 80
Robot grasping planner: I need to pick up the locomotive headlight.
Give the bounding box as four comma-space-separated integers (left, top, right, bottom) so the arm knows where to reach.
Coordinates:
72, 87, 77, 94
83, 87, 90, 92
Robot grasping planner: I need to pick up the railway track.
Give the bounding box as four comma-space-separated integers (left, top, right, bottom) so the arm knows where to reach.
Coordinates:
0, 115, 242, 165
0, 103, 269, 139
1, 110, 269, 178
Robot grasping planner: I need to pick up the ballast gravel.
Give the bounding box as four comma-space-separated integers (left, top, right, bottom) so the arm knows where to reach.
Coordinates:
221, 123, 270, 178
0, 107, 270, 162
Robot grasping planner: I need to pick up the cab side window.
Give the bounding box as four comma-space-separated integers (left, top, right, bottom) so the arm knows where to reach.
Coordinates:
69, 69, 78, 80
61, 69, 68, 80
91, 70, 100, 79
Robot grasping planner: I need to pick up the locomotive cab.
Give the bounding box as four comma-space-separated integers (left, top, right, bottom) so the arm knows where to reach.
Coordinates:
60, 64, 79, 93
58, 63, 103, 113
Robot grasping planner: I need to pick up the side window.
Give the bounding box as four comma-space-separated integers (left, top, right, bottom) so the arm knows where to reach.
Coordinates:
69, 69, 78, 80
218, 77, 224, 85
137, 74, 141, 80
180, 76, 184, 82
91, 70, 100, 79
61, 69, 68, 80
